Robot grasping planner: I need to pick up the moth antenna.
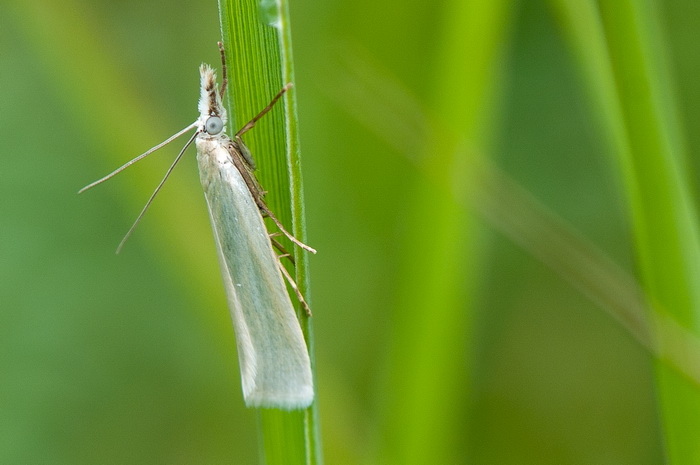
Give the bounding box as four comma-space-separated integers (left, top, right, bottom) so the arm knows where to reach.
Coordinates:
116, 131, 198, 254
218, 41, 228, 98
235, 83, 293, 138
79, 122, 199, 193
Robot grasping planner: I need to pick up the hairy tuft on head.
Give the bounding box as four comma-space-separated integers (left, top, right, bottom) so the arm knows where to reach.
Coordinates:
198, 64, 226, 123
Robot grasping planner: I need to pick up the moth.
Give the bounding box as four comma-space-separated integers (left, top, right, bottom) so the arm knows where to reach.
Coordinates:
81, 43, 315, 410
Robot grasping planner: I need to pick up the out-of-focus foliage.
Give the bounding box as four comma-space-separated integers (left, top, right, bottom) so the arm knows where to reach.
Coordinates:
2, 0, 699, 463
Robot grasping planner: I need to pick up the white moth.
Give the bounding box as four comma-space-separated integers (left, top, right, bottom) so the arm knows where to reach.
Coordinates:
81, 43, 315, 410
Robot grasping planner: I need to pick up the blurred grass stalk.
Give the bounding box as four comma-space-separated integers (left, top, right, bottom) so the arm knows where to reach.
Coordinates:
6, 0, 226, 314
218, 0, 319, 464
382, 1, 512, 464
551, 0, 700, 462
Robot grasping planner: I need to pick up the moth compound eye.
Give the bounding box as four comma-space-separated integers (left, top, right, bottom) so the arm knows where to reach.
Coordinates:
205, 116, 224, 134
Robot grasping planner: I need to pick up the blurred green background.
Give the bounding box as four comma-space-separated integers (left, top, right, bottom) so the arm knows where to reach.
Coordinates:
2, 0, 699, 463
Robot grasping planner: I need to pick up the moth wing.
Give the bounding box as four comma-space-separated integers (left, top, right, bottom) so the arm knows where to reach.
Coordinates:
197, 141, 313, 409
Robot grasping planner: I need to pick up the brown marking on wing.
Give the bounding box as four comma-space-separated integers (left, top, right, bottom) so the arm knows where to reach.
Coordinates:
227, 140, 267, 209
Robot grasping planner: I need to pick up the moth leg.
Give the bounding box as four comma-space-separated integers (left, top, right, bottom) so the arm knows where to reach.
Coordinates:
261, 205, 317, 254
236, 83, 293, 138
277, 260, 312, 317
270, 235, 296, 265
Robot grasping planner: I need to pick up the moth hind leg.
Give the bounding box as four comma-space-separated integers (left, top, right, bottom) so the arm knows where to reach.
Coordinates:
261, 205, 317, 254
270, 234, 296, 265
277, 260, 312, 317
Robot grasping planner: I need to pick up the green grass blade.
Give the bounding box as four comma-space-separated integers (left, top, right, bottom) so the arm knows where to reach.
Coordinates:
550, 0, 700, 462
218, 0, 319, 463
380, 1, 513, 464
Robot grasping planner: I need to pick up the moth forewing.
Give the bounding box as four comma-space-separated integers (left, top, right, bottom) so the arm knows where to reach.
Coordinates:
196, 138, 313, 409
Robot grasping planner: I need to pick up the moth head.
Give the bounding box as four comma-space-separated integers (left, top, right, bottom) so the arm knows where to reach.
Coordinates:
198, 64, 227, 128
